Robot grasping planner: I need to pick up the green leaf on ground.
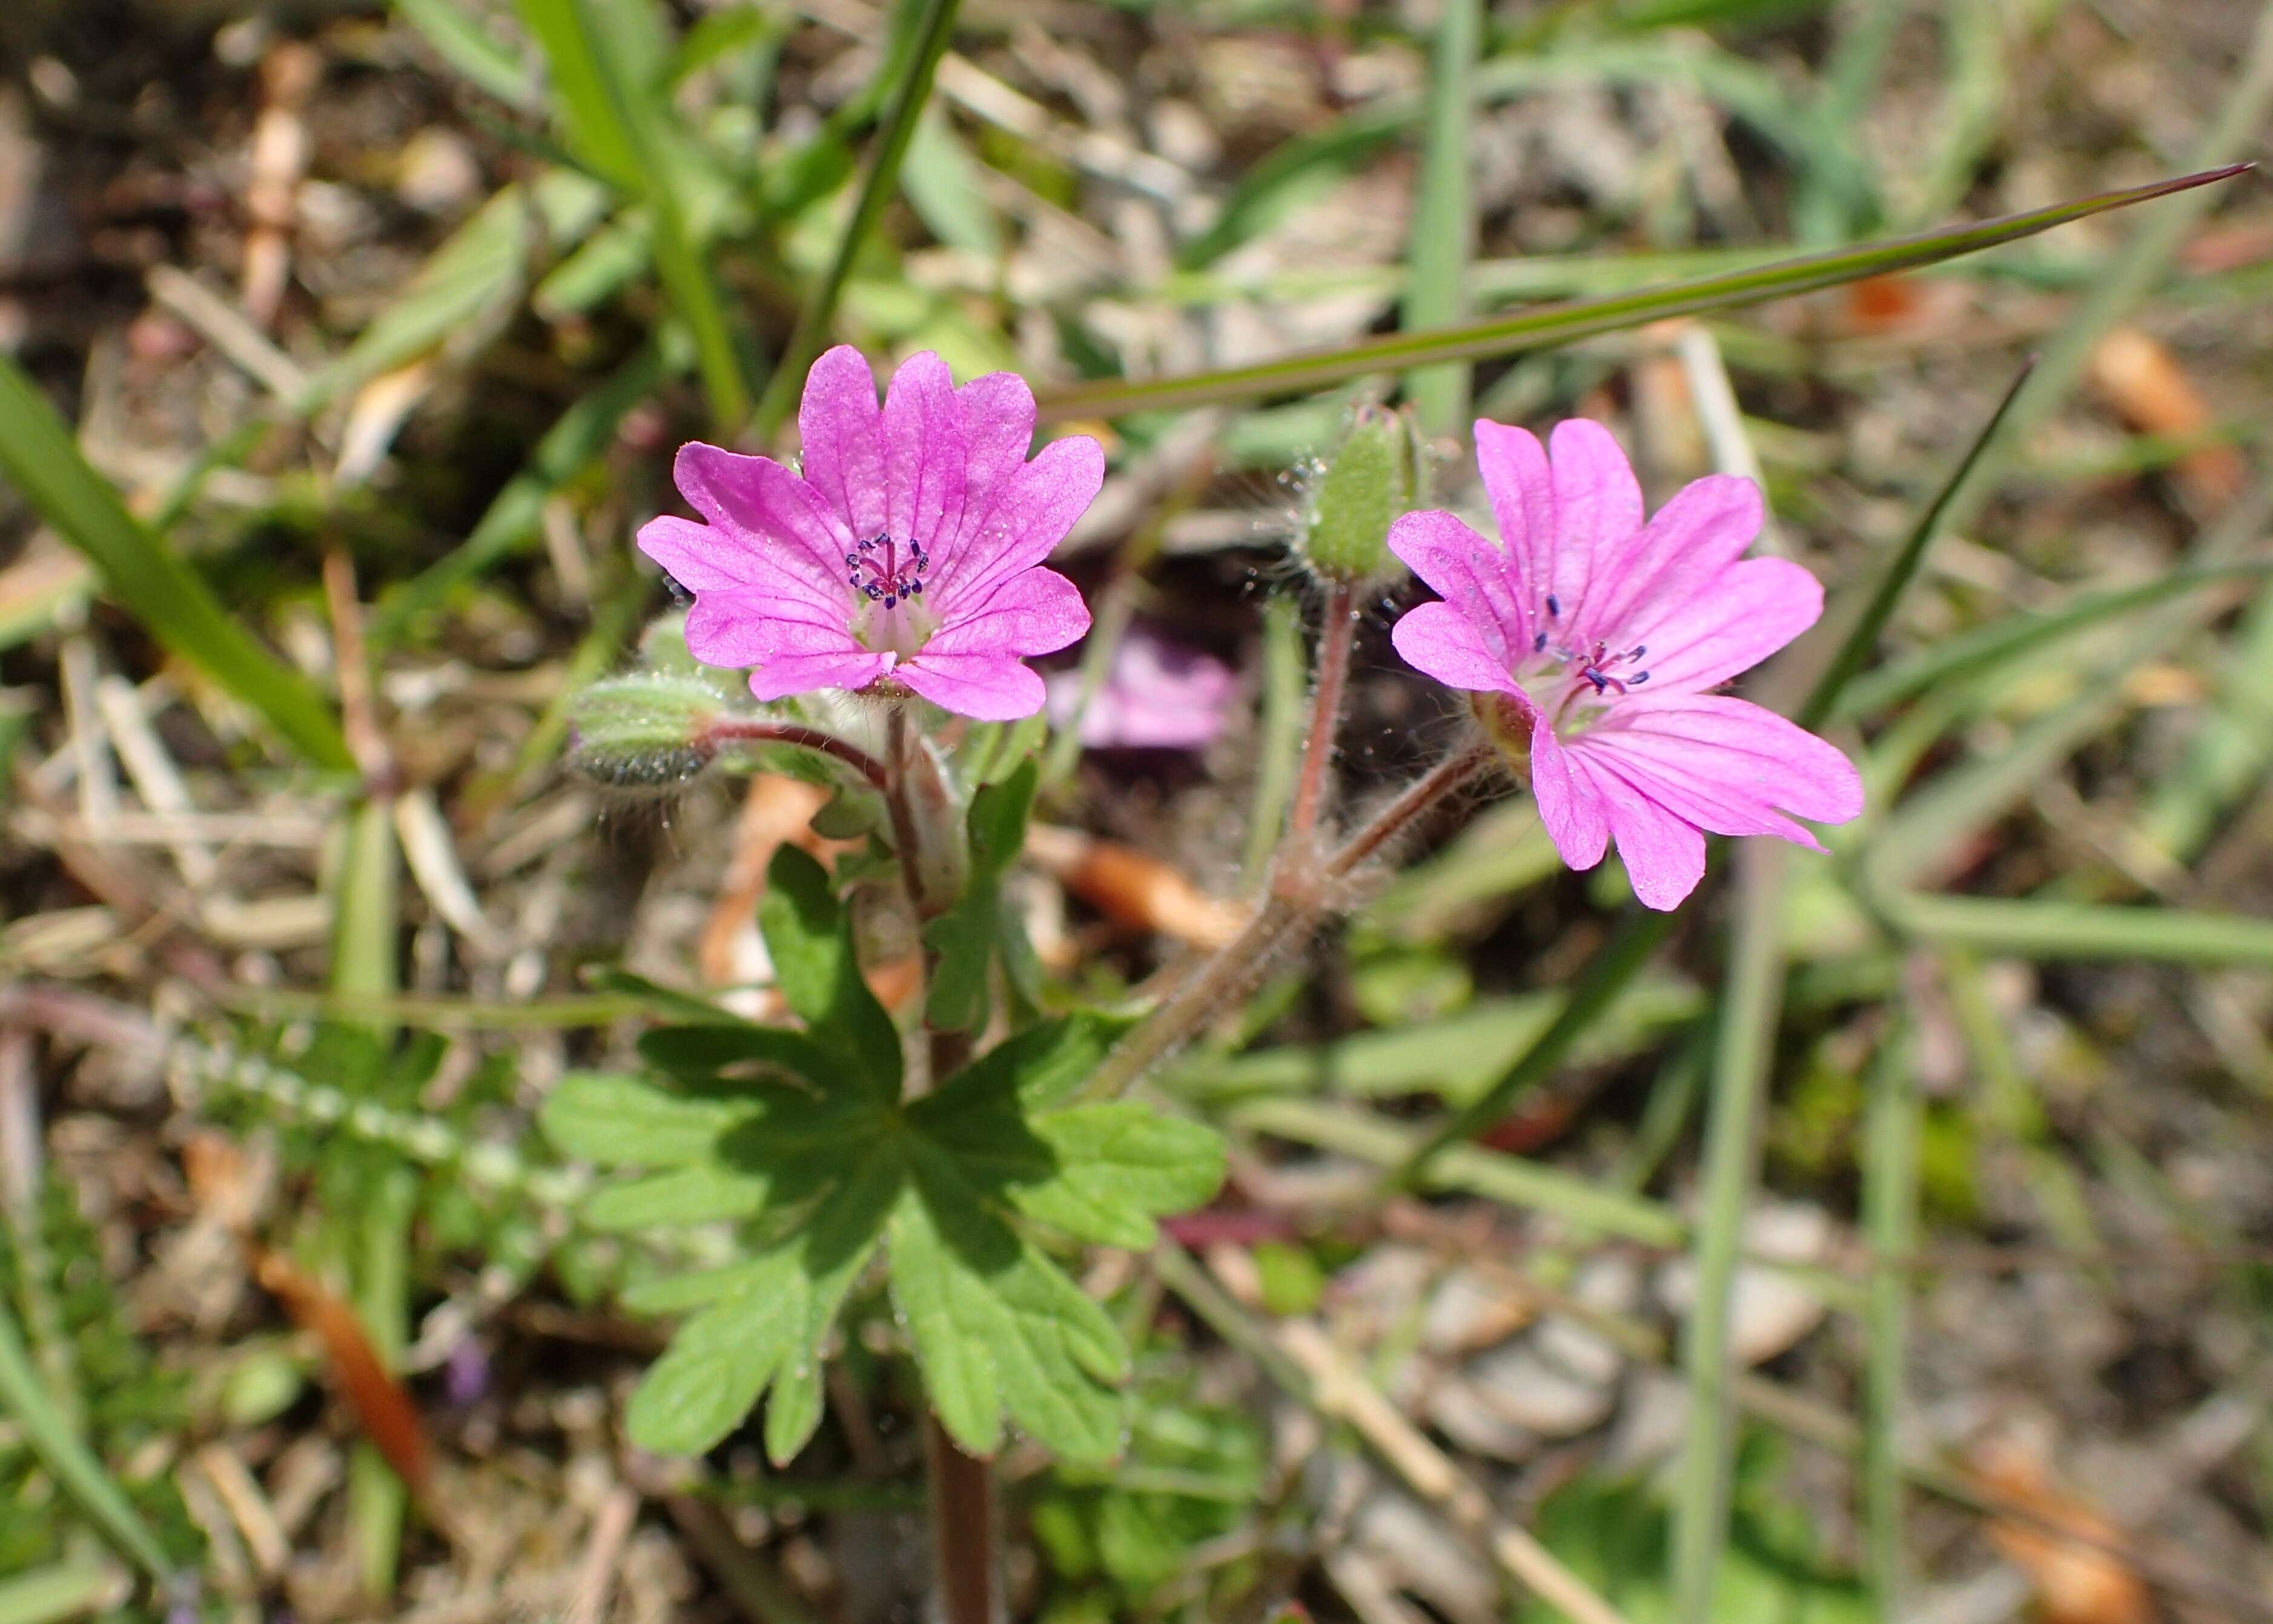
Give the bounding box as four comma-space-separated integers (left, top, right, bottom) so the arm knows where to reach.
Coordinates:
758, 846, 904, 1097
569, 1005, 1218, 1465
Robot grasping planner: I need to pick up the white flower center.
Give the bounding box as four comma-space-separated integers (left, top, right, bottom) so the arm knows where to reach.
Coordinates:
845, 531, 938, 658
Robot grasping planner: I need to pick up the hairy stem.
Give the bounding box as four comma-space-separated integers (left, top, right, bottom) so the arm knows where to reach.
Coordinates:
925, 1413, 1000, 1624
1287, 582, 1356, 843
877, 711, 998, 1624
1084, 739, 1500, 1101
699, 716, 891, 793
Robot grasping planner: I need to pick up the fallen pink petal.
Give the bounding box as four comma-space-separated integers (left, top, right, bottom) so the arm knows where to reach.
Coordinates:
1388, 419, 1864, 910
1047, 628, 1237, 751
637, 346, 1103, 721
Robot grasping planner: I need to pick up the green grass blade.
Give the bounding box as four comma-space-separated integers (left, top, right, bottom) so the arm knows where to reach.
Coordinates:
0, 1561, 125, 1624
1034, 166, 2247, 423
1907, 5, 2273, 551
0, 1300, 174, 1584
1236, 1096, 1687, 1249
1244, 595, 1308, 876
1862, 1020, 1917, 1617
0, 357, 351, 771
1391, 907, 1676, 1184
369, 338, 671, 646
1670, 841, 1788, 1624
517, 0, 751, 429
1402, 0, 1478, 434
1866, 476, 2273, 889
1835, 561, 2273, 721
753, 0, 962, 439
1878, 892, 2273, 967
300, 185, 535, 414
392, 0, 540, 110
1797, 358, 2035, 730
2140, 568, 2273, 863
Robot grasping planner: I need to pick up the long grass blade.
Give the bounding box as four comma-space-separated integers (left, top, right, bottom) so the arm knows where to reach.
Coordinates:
1835, 561, 2273, 721
0, 1301, 174, 1584
1796, 358, 2036, 729
1878, 892, 2273, 966
0, 357, 351, 771
1670, 840, 1785, 1624
1034, 166, 2247, 423
1403, 0, 1479, 434
0, 1561, 125, 1624
1862, 1020, 1917, 1617
1866, 475, 2273, 890
516, 0, 751, 429
752, 0, 963, 439
369, 338, 670, 645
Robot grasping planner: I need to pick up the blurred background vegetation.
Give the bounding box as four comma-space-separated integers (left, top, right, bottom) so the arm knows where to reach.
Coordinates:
4, 1, 2273, 1621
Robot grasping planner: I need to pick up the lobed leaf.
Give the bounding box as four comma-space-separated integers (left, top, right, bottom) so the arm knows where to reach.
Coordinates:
757, 847, 904, 1097
538, 1071, 758, 1166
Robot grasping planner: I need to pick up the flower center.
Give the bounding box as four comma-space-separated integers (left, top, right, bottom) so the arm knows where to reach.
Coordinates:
846, 530, 937, 658
845, 531, 929, 610
1515, 596, 1652, 732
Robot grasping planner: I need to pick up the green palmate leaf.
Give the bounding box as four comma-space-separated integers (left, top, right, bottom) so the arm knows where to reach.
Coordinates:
623, 1245, 806, 1455
580, 1161, 773, 1230
758, 846, 904, 1096
1016, 1106, 1227, 1249
591, 1009, 1214, 1465
0, 357, 351, 771
538, 1072, 758, 1166
636, 1022, 840, 1087
916, 1025, 1223, 1249
927, 1012, 1133, 1114
1034, 165, 2247, 423
891, 1144, 1129, 1464
924, 757, 1040, 1032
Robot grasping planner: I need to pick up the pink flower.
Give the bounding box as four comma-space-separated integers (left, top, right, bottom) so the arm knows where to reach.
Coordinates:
637, 347, 1103, 721
1388, 420, 1862, 911
1046, 628, 1237, 751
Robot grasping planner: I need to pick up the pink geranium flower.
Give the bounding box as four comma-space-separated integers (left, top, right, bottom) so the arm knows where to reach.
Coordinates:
1388, 420, 1863, 911
637, 347, 1102, 721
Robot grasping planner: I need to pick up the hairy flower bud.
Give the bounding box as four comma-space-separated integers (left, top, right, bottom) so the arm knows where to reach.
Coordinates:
566, 672, 726, 794
1300, 403, 1421, 586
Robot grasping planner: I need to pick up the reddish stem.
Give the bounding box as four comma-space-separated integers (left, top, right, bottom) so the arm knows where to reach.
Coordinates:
698, 716, 892, 793
1288, 581, 1356, 843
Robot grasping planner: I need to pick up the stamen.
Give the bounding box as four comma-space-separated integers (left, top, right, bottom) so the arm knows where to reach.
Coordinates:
1630, 672, 1649, 685
1546, 594, 1561, 619
1533, 632, 1549, 653
845, 529, 928, 609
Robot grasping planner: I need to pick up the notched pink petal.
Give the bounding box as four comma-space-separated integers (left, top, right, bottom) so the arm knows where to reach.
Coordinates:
931, 432, 1105, 610
797, 345, 887, 537
1473, 420, 1553, 610
638, 514, 751, 593
1577, 473, 1761, 645
1386, 509, 1528, 664
1528, 715, 1609, 872
747, 649, 894, 704
882, 351, 966, 556
1621, 555, 1824, 694
955, 371, 1039, 507
1594, 695, 1863, 826
1544, 418, 1643, 628
1589, 767, 1707, 911
897, 652, 1048, 721
928, 567, 1091, 658
1389, 601, 1524, 699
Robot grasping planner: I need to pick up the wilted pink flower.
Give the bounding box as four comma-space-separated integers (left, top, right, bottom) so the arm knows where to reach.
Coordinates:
637, 347, 1102, 720
1388, 420, 1862, 911
1047, 628, 1237, 751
